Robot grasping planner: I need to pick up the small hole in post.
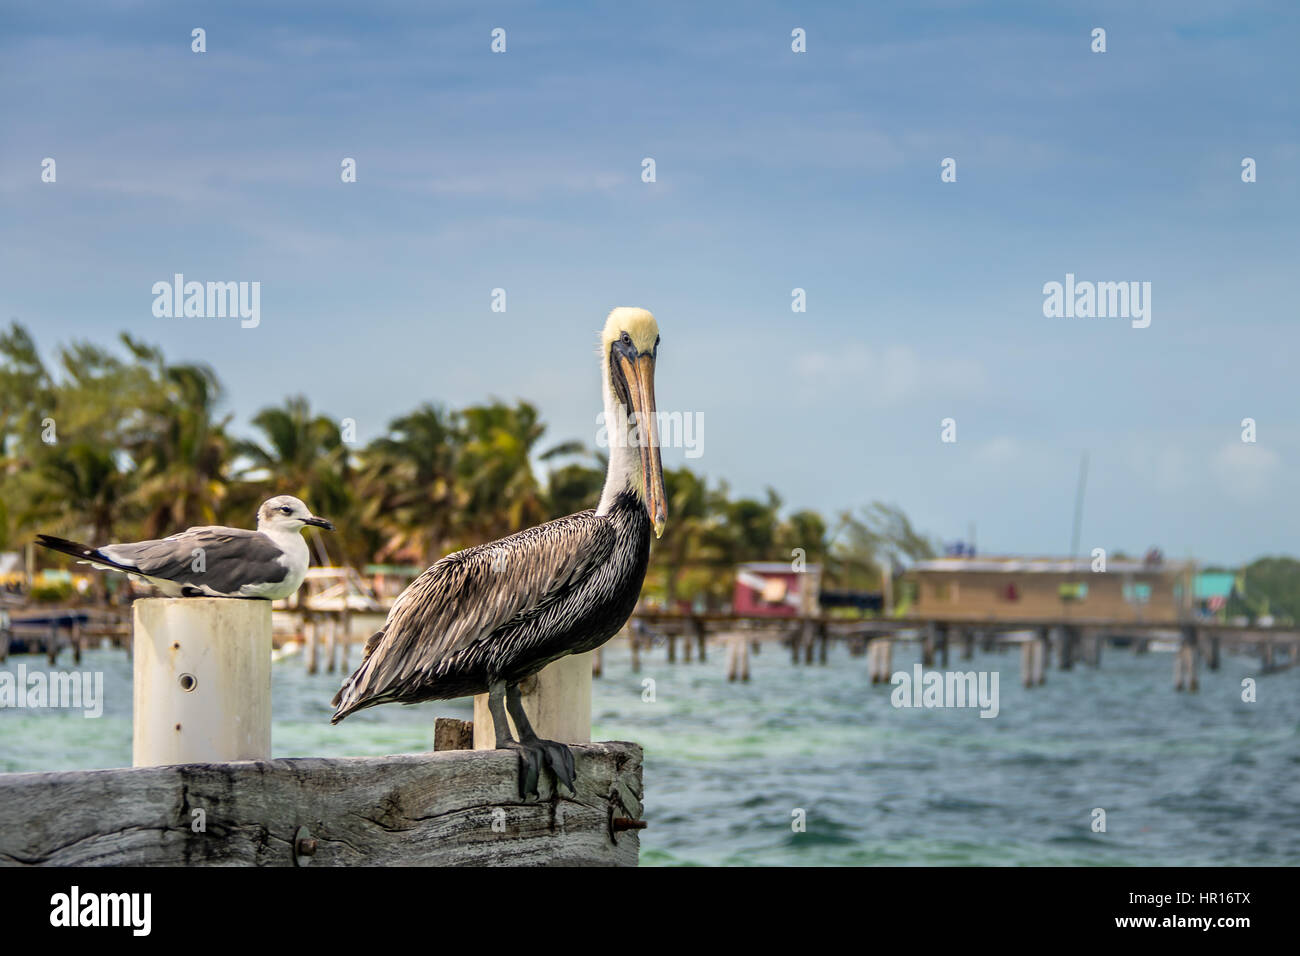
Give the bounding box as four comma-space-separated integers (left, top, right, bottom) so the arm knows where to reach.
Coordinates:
178, 673, 198, 692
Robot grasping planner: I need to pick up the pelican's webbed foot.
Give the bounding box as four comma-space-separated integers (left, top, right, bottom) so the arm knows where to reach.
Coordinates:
496, 738, 544, 799
487, 679, 580, 799
495, 736, 576, 798
526, 736, 576, 794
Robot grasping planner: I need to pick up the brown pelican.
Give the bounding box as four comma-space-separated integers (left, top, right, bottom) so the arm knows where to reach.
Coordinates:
332, 307, 666, 796
35, 495, 334, 599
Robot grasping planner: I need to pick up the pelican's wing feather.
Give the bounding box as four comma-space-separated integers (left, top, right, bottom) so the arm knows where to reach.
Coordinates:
331, 510, 613, 718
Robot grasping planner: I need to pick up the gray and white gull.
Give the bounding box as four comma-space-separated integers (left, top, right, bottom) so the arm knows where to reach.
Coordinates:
35, 495, 333, 600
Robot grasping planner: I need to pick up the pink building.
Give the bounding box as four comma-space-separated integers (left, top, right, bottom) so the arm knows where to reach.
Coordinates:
732, 562, 822, 617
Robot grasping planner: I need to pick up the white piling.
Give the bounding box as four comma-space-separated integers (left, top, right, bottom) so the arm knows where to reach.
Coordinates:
132, 597, 272, 767
472, 652, 592, 750
725, 632, 750, 682
1021, 638, 1046, 688
325, 614, 338, 673
869, 639, 894, 683
1175, 642, 1199, 692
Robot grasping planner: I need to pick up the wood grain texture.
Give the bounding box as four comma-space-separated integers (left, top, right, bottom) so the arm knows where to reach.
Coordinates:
433, 717, 474, 751
0, 742, 642, 867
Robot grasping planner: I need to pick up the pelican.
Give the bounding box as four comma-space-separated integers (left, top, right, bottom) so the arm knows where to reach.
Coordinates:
35, 496, 334, 599
332, 307, 666, 796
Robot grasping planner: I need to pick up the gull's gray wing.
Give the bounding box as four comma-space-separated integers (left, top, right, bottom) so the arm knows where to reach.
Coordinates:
101, 527, 289, 593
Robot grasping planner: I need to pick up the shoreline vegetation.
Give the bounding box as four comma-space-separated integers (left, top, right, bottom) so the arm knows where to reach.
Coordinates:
2, 323, 1295, 622
0, 324, 933, 607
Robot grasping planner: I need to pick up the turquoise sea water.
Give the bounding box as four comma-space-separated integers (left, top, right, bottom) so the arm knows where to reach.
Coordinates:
1, 640, 1296, 865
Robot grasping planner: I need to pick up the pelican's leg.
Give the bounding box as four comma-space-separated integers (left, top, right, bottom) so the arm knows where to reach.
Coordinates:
505, 682, 577, 794
488, 679, 541, 798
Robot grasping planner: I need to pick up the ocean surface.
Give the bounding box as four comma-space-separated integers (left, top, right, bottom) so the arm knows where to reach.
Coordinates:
1, 638, 1296, 866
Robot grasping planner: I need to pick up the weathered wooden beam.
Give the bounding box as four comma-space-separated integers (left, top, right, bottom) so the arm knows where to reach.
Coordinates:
0, 742, 642, 867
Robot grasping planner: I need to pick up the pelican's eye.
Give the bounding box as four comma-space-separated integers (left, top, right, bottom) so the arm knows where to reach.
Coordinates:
620, 331, 632, 346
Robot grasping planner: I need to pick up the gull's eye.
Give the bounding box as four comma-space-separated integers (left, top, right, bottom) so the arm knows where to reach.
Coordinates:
280, 506, 292, 515
621, 331, 632, 346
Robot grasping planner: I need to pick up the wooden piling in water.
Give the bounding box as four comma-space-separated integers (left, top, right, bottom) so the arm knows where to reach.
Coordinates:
726, 632, 751, 682
1058, 626, 1077, 670
325, 614, 338, 673
339, 607, 351, 673
1174, 627, 1199, 692
868, 638, 894, 684
304, 612, 319, 674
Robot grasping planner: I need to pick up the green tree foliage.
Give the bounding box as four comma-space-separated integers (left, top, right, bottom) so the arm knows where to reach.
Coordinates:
1, 324, 940, 608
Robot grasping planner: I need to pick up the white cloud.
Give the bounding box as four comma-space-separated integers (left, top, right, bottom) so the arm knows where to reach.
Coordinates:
1210, 442, 1280, 502
795, 344, 984, 407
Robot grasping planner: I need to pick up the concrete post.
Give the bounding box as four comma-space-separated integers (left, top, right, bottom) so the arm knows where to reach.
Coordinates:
132, 597, 272, 767
472, 652, 592, 750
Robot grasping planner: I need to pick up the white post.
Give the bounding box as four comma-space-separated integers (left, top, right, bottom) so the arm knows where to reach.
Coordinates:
132, 598, 271, 767
725, 632, 750, 682
472, 652, 592, 750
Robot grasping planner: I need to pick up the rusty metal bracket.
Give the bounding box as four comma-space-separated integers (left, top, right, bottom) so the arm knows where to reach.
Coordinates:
292, 825, 317, 867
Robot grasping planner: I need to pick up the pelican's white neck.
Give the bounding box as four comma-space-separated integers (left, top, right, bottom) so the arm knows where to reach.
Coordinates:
596, 358, 643, 516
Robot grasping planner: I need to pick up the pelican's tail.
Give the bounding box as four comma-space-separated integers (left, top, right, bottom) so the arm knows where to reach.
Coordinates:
330, 629, 387, 723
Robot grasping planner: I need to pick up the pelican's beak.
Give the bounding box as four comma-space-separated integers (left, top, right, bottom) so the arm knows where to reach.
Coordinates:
619, 350, 667, 538
303, 516, 335, 531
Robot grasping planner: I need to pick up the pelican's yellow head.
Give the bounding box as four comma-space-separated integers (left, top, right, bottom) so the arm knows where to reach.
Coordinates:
601, 307, 660, 357
600, 307, 666, 538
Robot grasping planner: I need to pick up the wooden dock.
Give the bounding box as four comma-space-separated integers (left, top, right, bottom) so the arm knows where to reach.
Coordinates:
624, 611, 1300, 690
0, 599, 642, 867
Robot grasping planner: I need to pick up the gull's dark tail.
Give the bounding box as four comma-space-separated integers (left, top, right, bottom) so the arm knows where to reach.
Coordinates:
35, 535, 133, 574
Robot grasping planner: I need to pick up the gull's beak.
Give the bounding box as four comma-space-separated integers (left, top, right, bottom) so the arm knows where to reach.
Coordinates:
303, 516, 335, 531
618, 350, 667, 538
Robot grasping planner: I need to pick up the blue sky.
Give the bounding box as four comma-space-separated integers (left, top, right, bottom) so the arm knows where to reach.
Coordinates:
2, 1, 1297, 564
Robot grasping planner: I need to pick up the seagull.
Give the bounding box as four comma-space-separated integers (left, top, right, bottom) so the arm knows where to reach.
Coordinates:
35, 495, 334, 600
331, 307, 667, 798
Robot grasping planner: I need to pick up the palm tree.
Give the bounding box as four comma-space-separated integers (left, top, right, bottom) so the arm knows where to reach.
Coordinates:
125, 350, 233, 538
359, 403, 462, 566
456, 400, 551, 543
